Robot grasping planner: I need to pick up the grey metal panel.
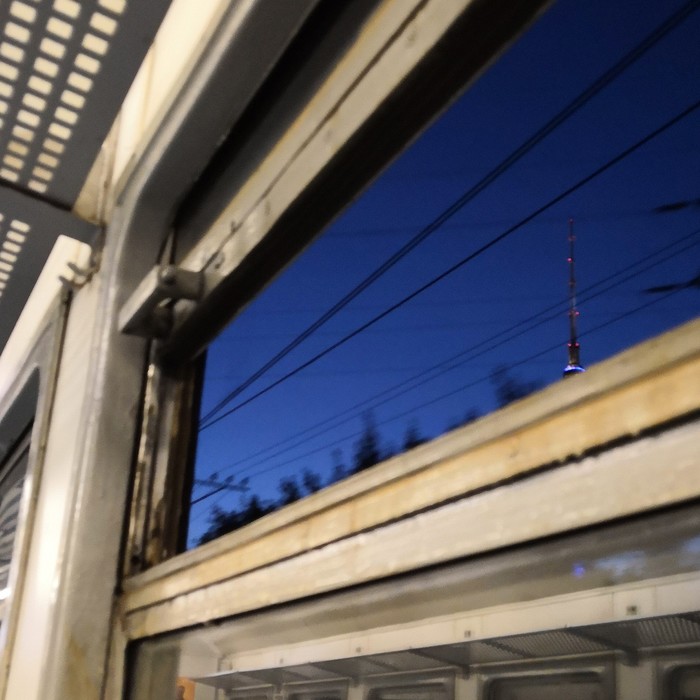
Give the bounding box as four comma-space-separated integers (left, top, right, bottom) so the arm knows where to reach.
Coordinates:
0, 191, 97, 351
284, 664, 345, 682
0, 184, 94, 240
0, 0, 171, 355
225, 672, 273, 690
0, 0, 171, 204
495, 630, 608, 659
466, 641, 525, 664
372, 652, 446, 673
316, 657, 404, 679
196, 670, 332, 693
404, 645, 472, 670
580, 615, 700, 651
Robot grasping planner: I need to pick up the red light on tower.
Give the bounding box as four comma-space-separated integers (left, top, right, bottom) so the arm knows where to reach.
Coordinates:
563, 218, 585, 378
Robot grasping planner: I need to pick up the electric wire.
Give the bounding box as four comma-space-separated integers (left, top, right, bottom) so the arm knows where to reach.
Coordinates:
191, 286, 685, 515
198, 0, 699, 427
205, 224, 700, 472
199, 96, 700, 431
196, 266, 696, 494
207, 230, 700, 477
190, 229, 700, 503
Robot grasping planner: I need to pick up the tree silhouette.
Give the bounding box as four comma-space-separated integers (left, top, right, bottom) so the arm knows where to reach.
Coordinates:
644, 269, 700, 293
445, 408, 481, 433
329, 448, 347, 485
490, 366, 542, 408
302, 468, 322, 495
463, 408, 481, 425
403, 420, 426, 450
198, 494, 272, 544
198, 404, 494, 546
278, 476, 302, 505
353, 411, 382, 473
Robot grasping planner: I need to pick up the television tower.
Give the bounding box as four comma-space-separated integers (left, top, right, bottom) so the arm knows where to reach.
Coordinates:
563, 218, 585, 377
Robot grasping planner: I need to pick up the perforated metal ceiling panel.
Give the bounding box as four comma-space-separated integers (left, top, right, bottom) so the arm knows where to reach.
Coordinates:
0, 0, 172, 353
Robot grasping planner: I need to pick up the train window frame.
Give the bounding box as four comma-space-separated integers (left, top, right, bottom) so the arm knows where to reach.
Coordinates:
0, 286, 73, 695
138, 0, 700, 568
232, 690, 276, 700
365, 674, 455, 700
658, 655, 700, 700
480, 661, 614, 700
286, 680, 349, 700
0, 371, 40, 693
0, 366, 41, 668
0, 432, 31, 632
122, 353, 204, 574
120, 0, 555, 572
667, 666, 700, 700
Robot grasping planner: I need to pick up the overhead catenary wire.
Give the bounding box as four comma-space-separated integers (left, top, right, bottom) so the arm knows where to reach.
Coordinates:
205, 231, 700, 480
198, 0, 700, 427
191, 286, 685, 511
191, 229, 700, 502
199, 95, 700, 431
194, 228, 700, 486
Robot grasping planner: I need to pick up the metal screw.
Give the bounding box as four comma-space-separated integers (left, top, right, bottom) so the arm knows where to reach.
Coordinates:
212, 251, 225, 270
160, 265, 176, 284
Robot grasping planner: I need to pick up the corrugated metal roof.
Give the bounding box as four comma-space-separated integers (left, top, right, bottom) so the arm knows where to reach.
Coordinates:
194, 613, 700, 692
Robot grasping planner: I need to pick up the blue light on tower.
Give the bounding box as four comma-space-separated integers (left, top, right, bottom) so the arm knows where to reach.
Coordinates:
563, 219, 585, 378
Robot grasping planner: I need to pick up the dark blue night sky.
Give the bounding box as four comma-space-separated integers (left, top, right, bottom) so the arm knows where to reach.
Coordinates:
188, 0, 700, 545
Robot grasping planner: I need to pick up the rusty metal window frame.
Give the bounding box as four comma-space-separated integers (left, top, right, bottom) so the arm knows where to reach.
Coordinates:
120, 0, 555, 574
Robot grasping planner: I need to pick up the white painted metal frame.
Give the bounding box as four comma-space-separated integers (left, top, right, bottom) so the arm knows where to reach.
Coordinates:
0, 292, 69, 698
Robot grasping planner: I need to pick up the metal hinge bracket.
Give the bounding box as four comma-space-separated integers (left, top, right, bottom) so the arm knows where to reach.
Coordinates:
118, 264, 203, 339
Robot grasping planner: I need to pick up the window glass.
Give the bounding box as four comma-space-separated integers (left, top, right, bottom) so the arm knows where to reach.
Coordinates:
0, 438, 28, 631
670, 666, 700, 700
127, 506, 699, 700
0, 449, 26, 591
289, 687, 346, 700
488, 673, 604, 700
187, 0, 700, 548
369, 683, 449, 700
